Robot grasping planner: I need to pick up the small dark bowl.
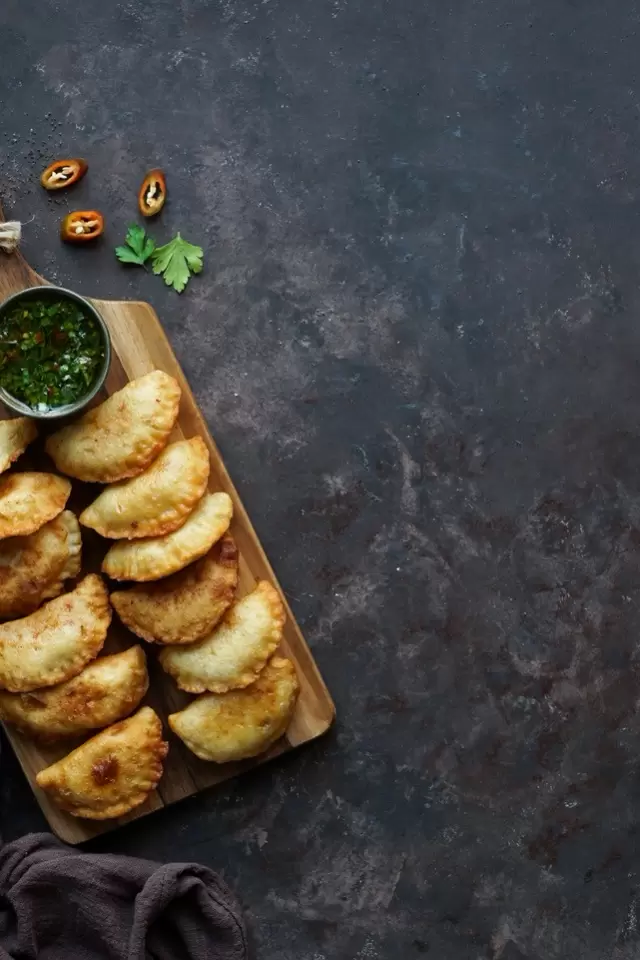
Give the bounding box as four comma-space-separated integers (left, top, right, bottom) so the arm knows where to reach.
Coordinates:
0, 285, 111, 421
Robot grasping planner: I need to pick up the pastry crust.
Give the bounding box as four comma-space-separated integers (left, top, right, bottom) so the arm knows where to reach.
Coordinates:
0, 574, 111, 692
0, 417, 38, 475
102, 492, 233, 581
45, 370, 181, 483
169, 657, 299, 762
35, 707, 168, 819
0, 472, 71, 539
0, 646, 148, 740
111, 534, 238, 645
159, 581, 285, 694
80, 437, 210, 539
0, 510, 82, 621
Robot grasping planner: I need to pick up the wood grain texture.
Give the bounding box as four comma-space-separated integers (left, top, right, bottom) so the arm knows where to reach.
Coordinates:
0, 205, 335, 844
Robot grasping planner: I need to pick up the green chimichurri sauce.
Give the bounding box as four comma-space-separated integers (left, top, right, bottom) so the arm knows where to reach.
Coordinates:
0, 298, 105, 411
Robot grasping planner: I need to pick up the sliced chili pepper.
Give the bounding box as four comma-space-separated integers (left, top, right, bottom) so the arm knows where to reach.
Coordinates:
138, 168, 166, 217
40, 158, 88, 191
61, 210, 104, 244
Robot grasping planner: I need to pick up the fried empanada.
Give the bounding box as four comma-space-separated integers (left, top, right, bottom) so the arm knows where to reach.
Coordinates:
102, 491, 233, 581
111, 534, 238, 645
0, 574, 111, 692
0, 472, 71, 539
169, 657, 299, 762
159, 581, 285, 694
35, 707, 168, 819
80, 437, 209, 540
0, 417, 38, 474
0, 646, 148, 740
0, 511, 82, 621
45, 370, 181, 483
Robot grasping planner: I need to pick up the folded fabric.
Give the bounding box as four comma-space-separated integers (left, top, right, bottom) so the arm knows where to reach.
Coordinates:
0, 832, 248, 960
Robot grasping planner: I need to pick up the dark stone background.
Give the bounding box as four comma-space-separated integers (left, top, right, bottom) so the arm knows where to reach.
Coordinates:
3, 1, 640, 956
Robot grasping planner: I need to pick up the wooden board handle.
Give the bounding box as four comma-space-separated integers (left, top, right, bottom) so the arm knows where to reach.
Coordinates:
0, 199, 46, 296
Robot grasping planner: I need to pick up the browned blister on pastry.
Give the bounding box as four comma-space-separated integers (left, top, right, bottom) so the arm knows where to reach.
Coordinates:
0, 646, 148, 740
35, 707, 168, 819
80, 437, 209, 539
169, 656, 299, 762
0, 511, 81, 621
45, 371, 181, 483
159, 581, 285, 694
0, 574, 111, 692
102, 492, 233, 581
111, 534, 238, 645
0, 417, 38, 475
0, 472, 71, 539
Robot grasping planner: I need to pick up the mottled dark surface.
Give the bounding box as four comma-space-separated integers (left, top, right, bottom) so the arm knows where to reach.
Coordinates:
2, 0, 640, 956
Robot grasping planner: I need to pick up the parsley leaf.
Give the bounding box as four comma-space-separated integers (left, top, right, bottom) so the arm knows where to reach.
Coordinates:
151, 233, 203, 293
115, 224, 156, 266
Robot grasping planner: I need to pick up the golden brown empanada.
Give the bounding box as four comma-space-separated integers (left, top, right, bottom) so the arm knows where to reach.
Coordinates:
0, 417, 38, 474
0, 574, 111, 692
45, 370, 181, 483
79, 437, 209, 539
0, 646, 148, 740
169, 657, 299, 762
0, 472, 71, 539
102, 492, 233, 581
35, 707, 168, 819
0, 510, 82, 621
111, 534, 238, 645
159, 581, 285, 694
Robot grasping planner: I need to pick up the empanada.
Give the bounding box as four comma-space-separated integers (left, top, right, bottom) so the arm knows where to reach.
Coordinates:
80, 437, 209, 539
35, 707, 168, 820
0, 417, 38, 474
0, 574, 111, 692
159, 581, 285, 694
0, 472, 71, 539
0, 510, 82, 621
169, 657, 299, 762
102, 491, 233, 581
0, 646, 148, 740
111, 534, 238, 645
45, 370, 181, 483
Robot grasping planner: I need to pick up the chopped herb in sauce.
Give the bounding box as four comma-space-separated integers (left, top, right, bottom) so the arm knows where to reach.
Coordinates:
0, 298, 105, 410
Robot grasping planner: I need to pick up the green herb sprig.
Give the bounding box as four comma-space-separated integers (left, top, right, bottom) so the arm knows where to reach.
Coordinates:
115, 225, 203, 293
115, 224, 156, 266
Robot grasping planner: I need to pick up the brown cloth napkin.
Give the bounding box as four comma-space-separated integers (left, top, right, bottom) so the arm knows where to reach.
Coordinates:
0, 832, 249, 960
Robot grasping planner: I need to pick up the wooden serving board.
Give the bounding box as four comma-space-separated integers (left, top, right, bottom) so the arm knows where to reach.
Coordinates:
0, 204, 335, 844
